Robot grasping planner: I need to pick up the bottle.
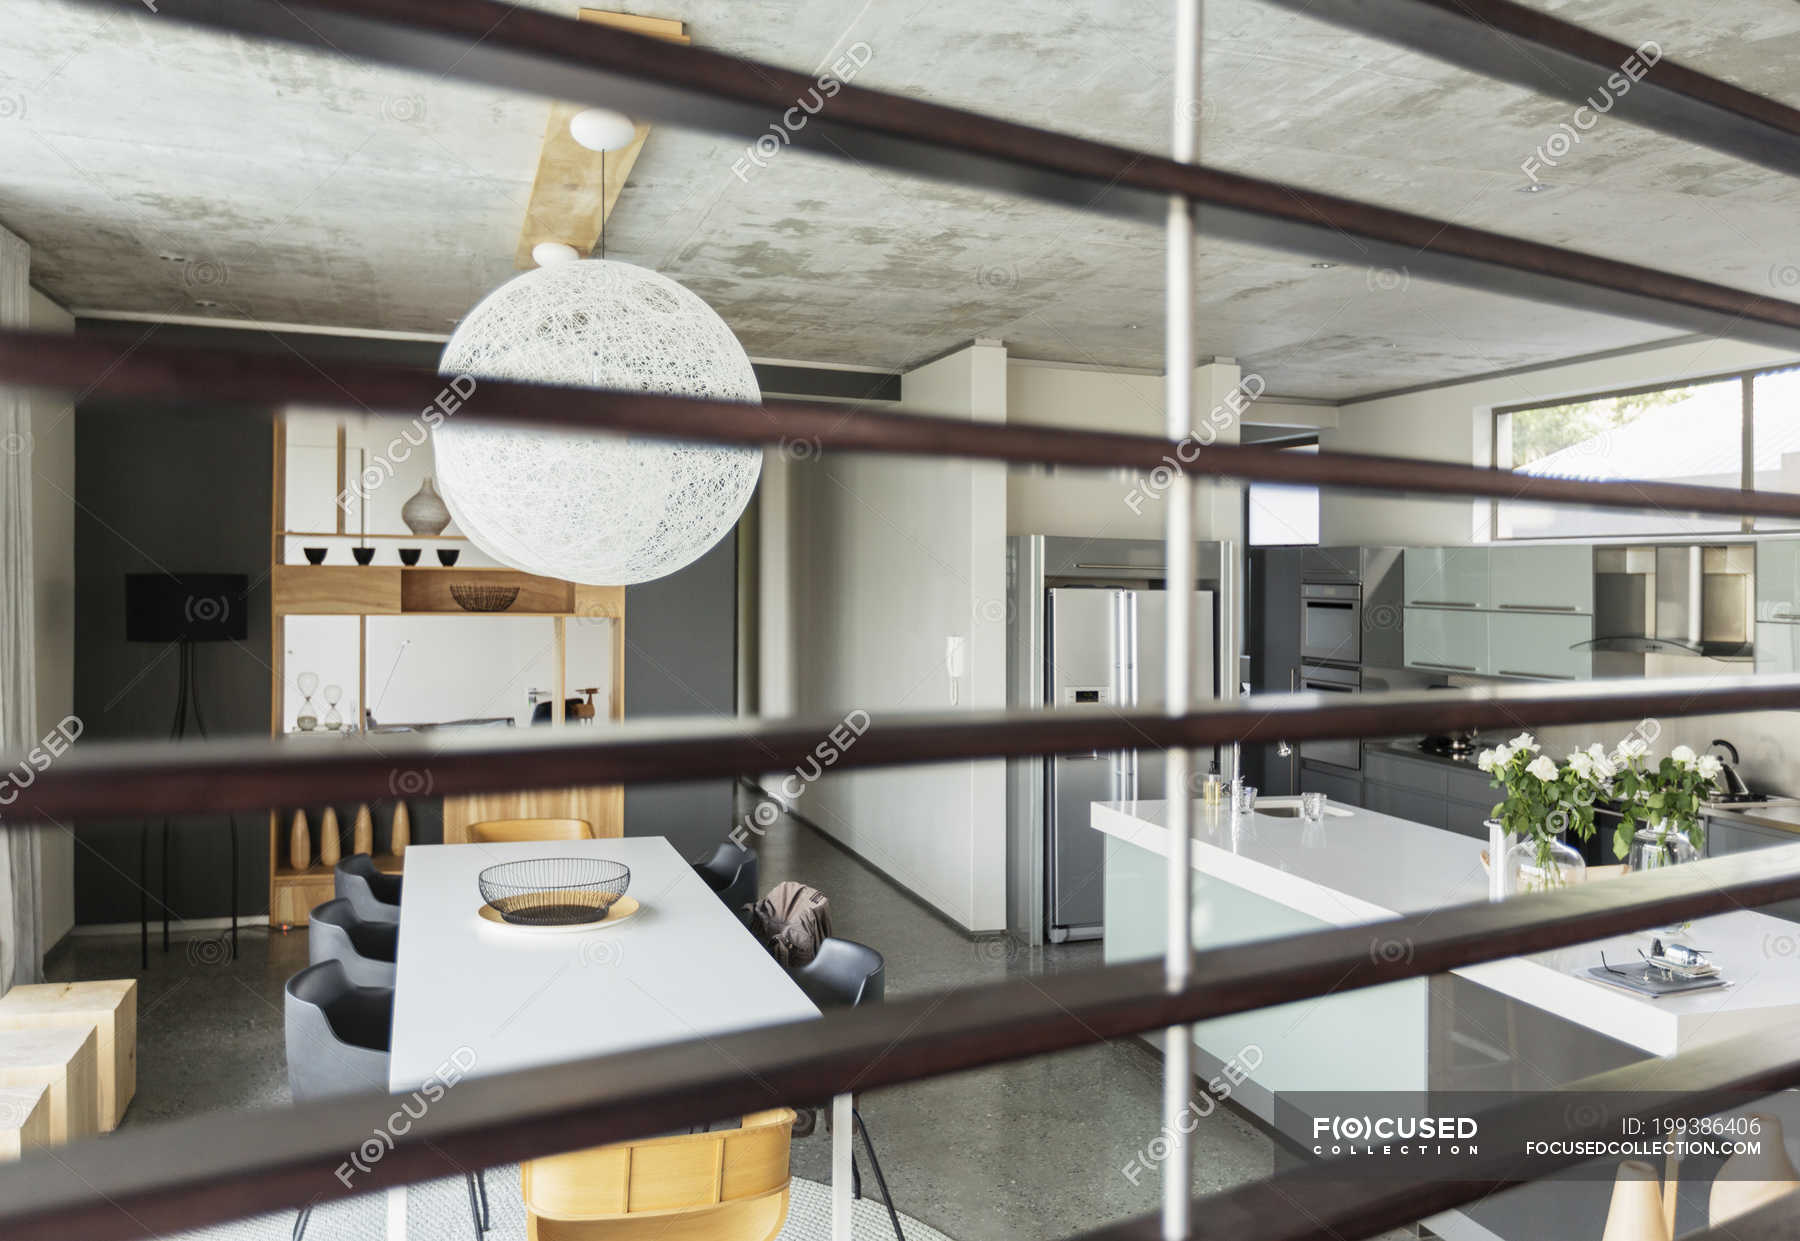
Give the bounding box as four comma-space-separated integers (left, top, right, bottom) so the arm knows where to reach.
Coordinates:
1202, 758, 1223, 805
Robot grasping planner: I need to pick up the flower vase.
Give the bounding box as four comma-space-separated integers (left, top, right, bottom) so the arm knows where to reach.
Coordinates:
401, 475, 451, 535
1504, 833, 1586, 895
1628, 819, 1699, 933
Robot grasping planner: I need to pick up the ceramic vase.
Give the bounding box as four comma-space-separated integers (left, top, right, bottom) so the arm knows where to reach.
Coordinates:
288, 809, 311, 872
1602, 1160, 1670, 1241
401, 475, 451, 535
391, 801, 411, 857
353, 803, 374, 856
319, 807, 341, 866
1710, 1113, 1800, 1227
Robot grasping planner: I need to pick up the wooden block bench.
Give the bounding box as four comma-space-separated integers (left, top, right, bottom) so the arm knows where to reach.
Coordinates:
0, 979, 136, 1129
0, 1085, 50, 1158
0, 1027, 99, 1142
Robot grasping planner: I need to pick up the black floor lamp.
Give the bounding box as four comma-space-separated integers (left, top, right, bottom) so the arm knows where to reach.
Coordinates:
125, 573, 248, 969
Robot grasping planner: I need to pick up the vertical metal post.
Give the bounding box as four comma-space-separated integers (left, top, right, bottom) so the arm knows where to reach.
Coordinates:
1162, 1, 1200, 1237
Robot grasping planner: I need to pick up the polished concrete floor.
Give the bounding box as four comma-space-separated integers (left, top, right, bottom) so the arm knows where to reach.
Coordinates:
45, 791, 1406, 1240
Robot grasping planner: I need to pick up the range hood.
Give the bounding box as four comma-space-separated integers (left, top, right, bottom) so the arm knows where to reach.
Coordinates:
1574, 544, 1755, 660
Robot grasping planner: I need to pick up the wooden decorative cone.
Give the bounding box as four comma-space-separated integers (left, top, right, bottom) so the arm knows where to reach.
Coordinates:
1710, 1113, 1800, 1227
319, 807, 340, 867
391, 802, 411, 857
287, 809, 311, 872
352, 804, 374, 856
1603, 1160, 1670, 1241
318, 807, 340, 868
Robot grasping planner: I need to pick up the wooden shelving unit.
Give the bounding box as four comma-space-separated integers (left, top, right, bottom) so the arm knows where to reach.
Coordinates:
267, 419, 627, 927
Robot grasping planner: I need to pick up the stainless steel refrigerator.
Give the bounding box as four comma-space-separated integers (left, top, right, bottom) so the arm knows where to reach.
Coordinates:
1045, 586, 1215, 942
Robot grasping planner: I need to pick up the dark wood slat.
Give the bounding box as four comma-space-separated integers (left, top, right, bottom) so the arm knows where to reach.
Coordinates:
1259, 0, 1800, 179
73, 0, 1800, 351
1072, 1025, 1800, 1241
3, 848, 1800, 1240
8, 675, 1800, 824
10, 329, 1800, 522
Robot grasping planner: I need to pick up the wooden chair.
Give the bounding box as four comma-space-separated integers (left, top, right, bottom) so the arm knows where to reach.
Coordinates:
522, 1108, 796, 1241
468, 818, 594, 844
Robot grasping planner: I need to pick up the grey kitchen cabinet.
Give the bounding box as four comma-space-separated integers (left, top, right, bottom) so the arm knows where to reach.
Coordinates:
1486, 610, 1594, 682
1363, 747, 1495, 840
1299, 764, 1361, 808
1757, 538, 1800, 623
1488, 545, 1594, 615
1445, 798, 1497, 841
1705, 815, 1800, 923
1365, 782, 1449, 829
1404, 605, 1490, 675
1404, 547, 1491, 610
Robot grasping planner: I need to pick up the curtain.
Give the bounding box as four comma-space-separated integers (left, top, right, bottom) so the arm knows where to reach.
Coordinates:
0, 224, 41, 990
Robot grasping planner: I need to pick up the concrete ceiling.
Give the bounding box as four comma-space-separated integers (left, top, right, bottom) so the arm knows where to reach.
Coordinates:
3, 0, 1799, 400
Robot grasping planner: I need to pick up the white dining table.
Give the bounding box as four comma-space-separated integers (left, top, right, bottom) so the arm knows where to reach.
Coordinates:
385, 837, 855, 1240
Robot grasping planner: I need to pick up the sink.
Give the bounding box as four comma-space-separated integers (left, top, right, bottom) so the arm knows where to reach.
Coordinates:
1259, 806, 1303, 819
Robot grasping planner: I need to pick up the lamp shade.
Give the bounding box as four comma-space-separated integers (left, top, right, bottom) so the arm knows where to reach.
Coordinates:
1710, 1113, 1800, 1227
1602, 1160, 1670, 1241
569, 108, 636, 152
436, 260, 762, 585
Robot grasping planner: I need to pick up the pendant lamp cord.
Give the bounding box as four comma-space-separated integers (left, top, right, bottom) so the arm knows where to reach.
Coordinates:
597, 150, 607, 260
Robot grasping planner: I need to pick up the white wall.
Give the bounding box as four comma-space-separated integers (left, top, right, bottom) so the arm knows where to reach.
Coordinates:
1321, 337, 1798, 546
1005, 358, 1324, 539
28, 287, 75, 949
779, 342, 1008, 931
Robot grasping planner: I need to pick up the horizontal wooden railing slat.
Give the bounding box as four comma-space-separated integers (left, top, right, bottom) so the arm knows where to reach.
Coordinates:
67, 0, 1800, 352
1257, 0, 1800, 179
1071, 1024, 1800, 1241
7, 676, 1800, 825
3, 848, 1800, 1240
13, 329, 1800, 523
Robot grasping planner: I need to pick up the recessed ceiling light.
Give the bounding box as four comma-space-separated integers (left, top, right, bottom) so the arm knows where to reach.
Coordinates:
157, 252, 186, 262
1518, 182, 1555, 194
193, 300, 220, 309
1124, 323, 1141, 331
1311, 261, 1337, 269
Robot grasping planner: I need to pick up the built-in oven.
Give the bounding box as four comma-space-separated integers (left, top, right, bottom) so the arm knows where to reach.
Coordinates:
1298, 661, 1361, 772
1300, 581, 1362, 666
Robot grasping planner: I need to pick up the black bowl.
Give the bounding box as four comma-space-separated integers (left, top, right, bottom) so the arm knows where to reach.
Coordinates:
398, 548, 421, 566
352, 547, 376, 566
303, 547, 327, 565
478, 857, 631, 926
437, 549, 461, 566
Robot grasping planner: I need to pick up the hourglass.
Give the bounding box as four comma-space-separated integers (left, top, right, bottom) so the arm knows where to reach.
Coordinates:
295, 671, 320, 732
323, 683, 344, 731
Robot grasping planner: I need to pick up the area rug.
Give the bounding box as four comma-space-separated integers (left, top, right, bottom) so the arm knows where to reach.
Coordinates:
165, 1170, 950, 1241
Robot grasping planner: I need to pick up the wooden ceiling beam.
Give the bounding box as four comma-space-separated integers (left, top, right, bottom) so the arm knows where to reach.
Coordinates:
511, 10, 688, 269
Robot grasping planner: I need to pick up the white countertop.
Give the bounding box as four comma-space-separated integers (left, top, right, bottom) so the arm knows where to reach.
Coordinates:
389, 837, 819, 1091
1093, 798, 1800, 1056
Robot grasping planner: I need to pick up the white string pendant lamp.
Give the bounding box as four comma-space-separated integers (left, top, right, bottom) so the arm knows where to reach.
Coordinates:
436, 259, 762, 585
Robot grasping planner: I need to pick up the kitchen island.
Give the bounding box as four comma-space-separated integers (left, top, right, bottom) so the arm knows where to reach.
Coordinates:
1095, 796, 1800, 1240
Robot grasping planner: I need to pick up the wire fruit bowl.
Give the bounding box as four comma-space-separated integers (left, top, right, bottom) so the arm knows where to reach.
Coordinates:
477, 857, 631, 926
449, 584, 521, 612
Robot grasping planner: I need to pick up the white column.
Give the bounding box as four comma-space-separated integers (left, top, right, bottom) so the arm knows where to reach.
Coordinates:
1197, 357, 1245, 716
832, 1093, 855, 1240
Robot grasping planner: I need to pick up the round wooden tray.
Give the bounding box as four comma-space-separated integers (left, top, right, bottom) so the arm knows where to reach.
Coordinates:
475, 895, 641, 933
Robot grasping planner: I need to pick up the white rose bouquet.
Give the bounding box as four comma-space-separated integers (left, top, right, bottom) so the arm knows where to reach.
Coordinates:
1477, 732, 1599, 872
1607, 739, 1717, 859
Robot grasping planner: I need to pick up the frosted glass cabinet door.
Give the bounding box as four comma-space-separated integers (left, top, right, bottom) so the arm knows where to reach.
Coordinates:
1403, 547, 1490, 610
1758, 539, 1800, 623
1404, 607, 1488, 675
1487, 612, 1593, 681
1757, 621, 1800, 675
1489, 545, 1594, 614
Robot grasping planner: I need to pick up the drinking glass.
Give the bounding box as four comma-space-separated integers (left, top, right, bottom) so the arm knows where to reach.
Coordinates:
1234, 784, 1258, 816
1300, 792, 1327, 823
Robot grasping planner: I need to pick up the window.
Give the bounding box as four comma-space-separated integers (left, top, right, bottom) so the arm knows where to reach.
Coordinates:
1751, 365, 1800, 530
1248, 443, 1321, 546
1495, 373, 1750, 539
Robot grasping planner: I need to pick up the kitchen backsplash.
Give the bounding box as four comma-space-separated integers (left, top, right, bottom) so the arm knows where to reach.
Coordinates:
1532, 709, 1800, 798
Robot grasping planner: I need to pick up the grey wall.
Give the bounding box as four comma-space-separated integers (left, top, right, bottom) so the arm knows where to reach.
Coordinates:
625, 537, 738, 861
72, 389, 273, 926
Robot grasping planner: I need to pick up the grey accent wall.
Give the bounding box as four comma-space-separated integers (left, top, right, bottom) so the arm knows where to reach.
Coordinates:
624, 537, 738, 861
72, 393, 273, 926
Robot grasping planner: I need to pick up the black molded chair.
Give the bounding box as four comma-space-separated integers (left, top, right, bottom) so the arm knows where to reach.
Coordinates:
308, 898, 399, 988
284, 960, 486, 1240
787, 938, 904, 1241
692, 841, 759, 927
335, 853, 402, 925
